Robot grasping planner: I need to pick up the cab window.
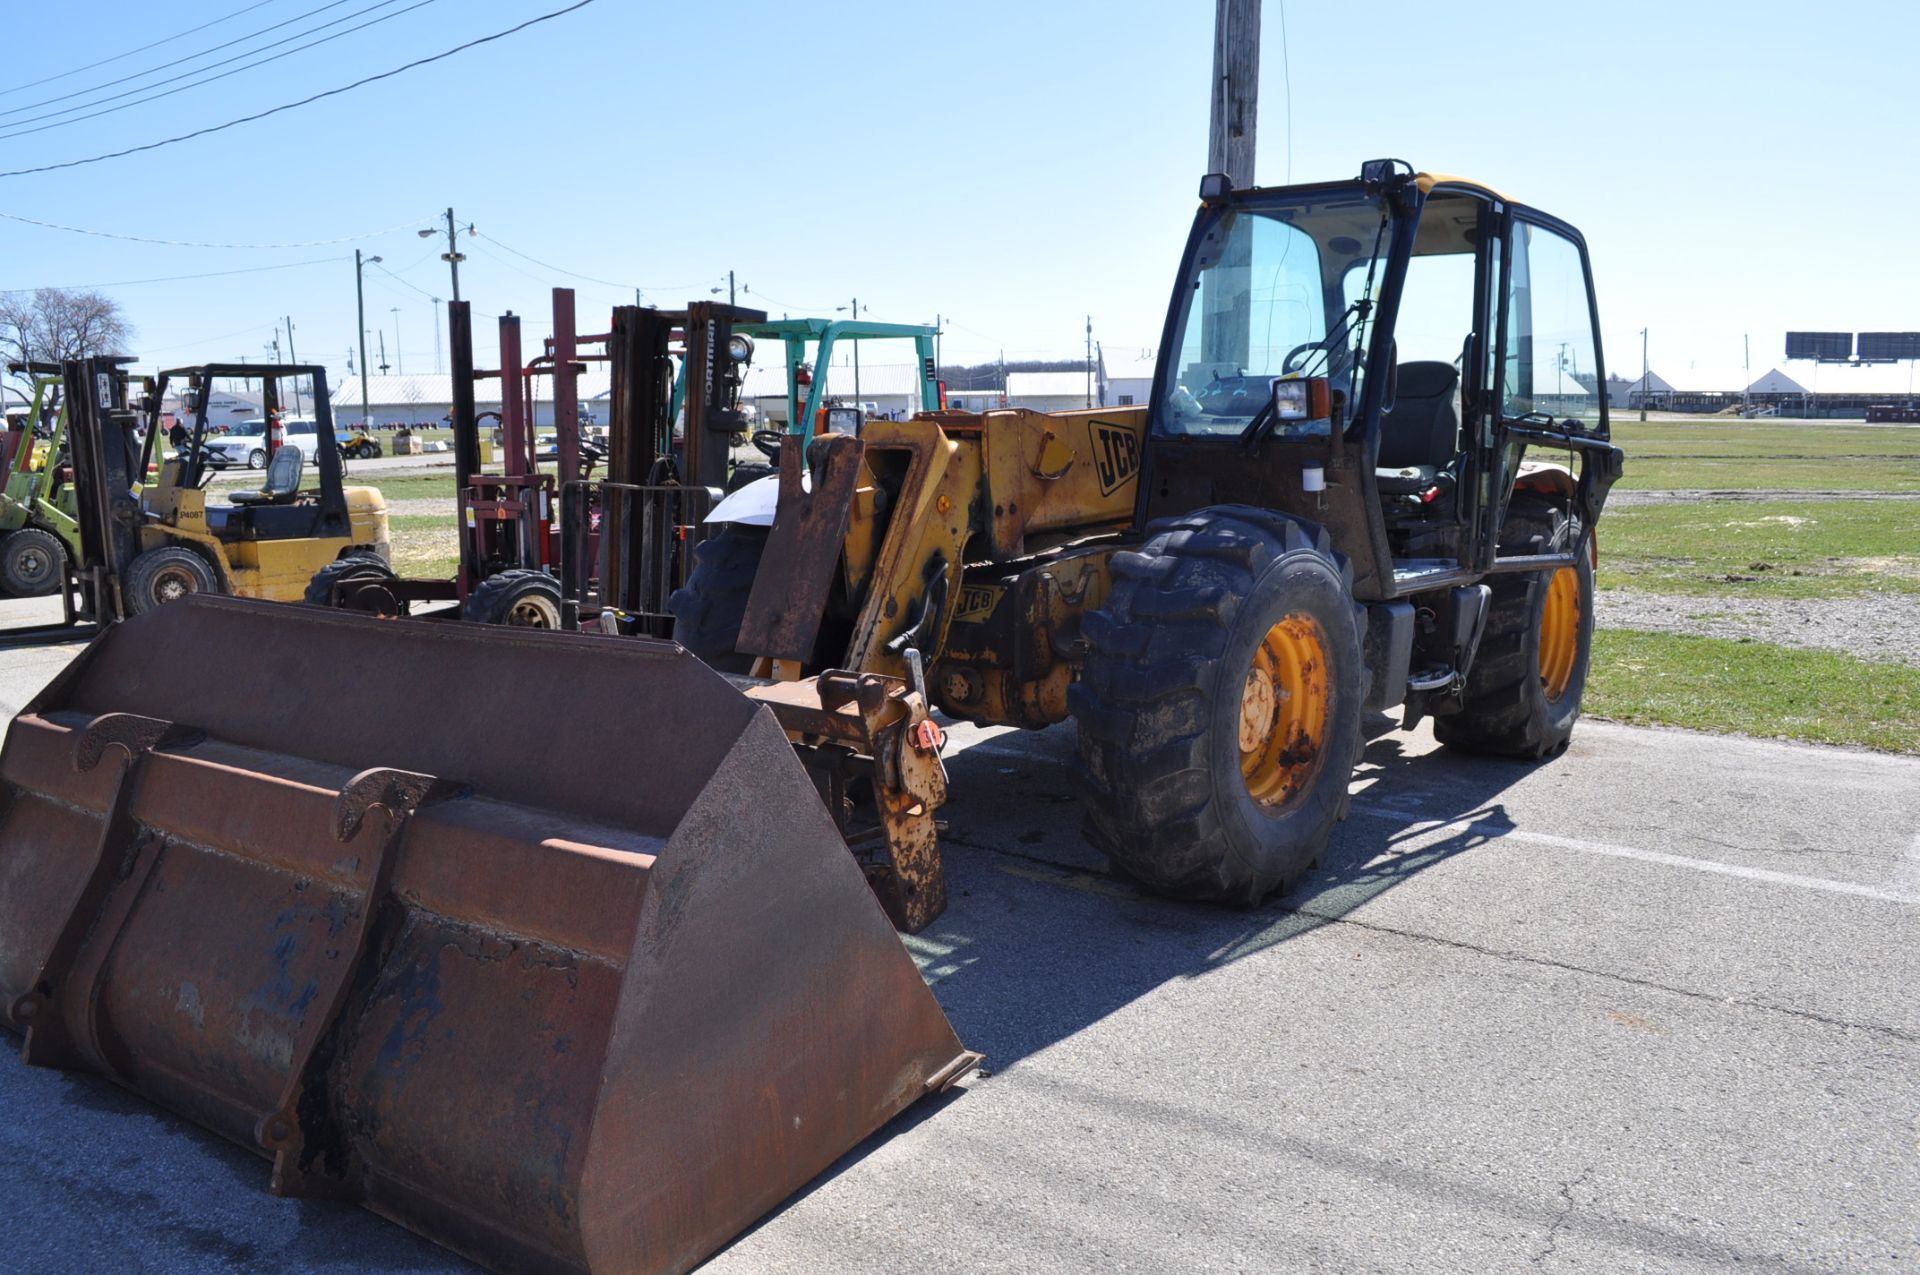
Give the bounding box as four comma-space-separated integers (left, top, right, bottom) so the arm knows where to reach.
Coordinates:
1502, 221, 1602, 431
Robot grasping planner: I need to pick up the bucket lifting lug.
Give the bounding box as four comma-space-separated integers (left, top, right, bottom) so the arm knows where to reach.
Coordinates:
11, 712, 203, 1071
254, 766, 464, 1198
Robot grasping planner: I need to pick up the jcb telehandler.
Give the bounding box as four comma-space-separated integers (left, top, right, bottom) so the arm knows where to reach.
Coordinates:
0, 160, 1618, 1275
672, 157, 1623, 917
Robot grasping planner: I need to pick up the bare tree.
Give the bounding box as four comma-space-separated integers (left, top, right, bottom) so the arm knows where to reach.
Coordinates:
0, 287, 134, 382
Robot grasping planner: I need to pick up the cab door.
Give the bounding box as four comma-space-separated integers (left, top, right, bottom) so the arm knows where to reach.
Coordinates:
1481, 208, 1620, 568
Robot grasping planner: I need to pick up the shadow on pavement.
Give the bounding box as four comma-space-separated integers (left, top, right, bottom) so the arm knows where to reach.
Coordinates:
914, 713, 1557, 1070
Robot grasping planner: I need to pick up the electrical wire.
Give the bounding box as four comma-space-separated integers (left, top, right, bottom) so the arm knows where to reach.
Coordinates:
0, 1, 437, 141
469, 230, 696, 294
0, 0, 599, 180
0, 256, 340, 293
0, 207, 429, 248
0, 0, 361, 121
0, 0, 282, 100
138, 321, 283, 355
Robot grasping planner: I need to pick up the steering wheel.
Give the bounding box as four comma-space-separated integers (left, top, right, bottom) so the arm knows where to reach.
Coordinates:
750, 429, 784, 461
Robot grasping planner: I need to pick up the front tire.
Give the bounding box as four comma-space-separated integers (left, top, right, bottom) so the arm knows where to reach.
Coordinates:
1070, 506, 1366, 904
0, 527, 67, 596
1435, 495, 1593, 758
125, 546, 221, 614
667, 523, 769, 672
463, 569, 563, 628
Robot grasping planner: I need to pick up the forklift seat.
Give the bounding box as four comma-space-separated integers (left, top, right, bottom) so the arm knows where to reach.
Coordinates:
227, 445, 304, 507
1376, 361, 1460, 497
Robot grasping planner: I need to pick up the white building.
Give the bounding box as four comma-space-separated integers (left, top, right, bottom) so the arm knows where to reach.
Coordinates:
1006, 370, 1096, 412
1099, 347, 1158, 407
331, 370, 614, 429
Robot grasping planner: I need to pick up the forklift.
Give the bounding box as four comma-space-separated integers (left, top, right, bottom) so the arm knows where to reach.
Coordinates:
1, 358, 390, 636
0, 363, 77, 597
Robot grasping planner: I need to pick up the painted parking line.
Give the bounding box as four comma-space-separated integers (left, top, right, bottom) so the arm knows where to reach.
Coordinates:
1350, 803, 1920, 907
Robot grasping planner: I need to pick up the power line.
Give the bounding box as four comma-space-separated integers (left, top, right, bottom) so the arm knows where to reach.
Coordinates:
0, 256, 340, 294
0, 0, 281, 100
0, 0, 436, 141
0, 207, 429, 248
0, 0, 361, 121
0, 0, 599, 180
138, 321, 283, 355
471, 229, 715, 296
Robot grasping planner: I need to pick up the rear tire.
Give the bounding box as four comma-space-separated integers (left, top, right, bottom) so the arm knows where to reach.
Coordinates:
463, 569, 562, 628
248, 448, 266, 470
1070, 506, 1366, 904
667, 523, 769, 672
305, 554, 408, 616
0, 527, 66, 596
1435, 495, 1593, 758
125, 546, 221, 614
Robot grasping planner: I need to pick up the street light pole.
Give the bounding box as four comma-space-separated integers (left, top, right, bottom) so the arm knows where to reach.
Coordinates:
355, 250, 382, 431
432, 299, 443, 375
1639, 327, 1649, 422
852, 297, 861, 408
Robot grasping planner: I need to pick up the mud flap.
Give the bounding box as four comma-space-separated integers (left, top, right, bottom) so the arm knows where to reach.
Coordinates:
0, 596, 978, 1275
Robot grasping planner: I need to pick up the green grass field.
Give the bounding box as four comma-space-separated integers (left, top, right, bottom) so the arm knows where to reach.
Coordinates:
1608, 418, 1920, 491
1587, 629, 1920, 753
1596, 498, 1920, 598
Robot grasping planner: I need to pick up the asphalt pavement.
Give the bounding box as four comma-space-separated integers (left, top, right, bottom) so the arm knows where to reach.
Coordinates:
0, 595, 1915, 1273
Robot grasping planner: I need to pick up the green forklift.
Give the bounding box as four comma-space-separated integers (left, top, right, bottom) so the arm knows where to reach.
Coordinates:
0, 364, 80, 597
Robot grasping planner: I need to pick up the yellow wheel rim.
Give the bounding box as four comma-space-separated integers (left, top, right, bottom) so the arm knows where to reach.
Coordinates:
1539, 566, 1581, 701
1238, 613, 1331, 810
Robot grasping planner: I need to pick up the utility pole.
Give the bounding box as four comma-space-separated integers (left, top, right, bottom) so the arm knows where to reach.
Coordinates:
432, 299, 444, 375
1208, 0, 1260, 185
443, 207, 464, 301
355, 250, 381, 431
378, 331, 390, 376
1086, 315, 1094, 408
728, 270, 736, 306
283, 315, 302, 414
1639, 327, 1649, 422
390, 307, 404, 376
934, 313, 942, 378
852, 297, 861, 408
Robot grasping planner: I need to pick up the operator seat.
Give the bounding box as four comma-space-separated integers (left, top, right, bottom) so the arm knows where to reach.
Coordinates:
1375, 360, 1461, 498
227, 445, 304, 507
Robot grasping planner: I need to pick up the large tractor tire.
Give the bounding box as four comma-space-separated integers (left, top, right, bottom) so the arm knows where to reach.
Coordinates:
305, 553, 408, 616
125, 546, 223, 614
0, 526, 67, 597
1070, 506, 1367, 904
1436, 494, 1593, 758
668, 523, 769, 673
463, 569, 563, 628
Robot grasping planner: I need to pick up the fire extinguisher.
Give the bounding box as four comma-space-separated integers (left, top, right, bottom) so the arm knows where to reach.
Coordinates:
793, 361, 812, 426
269, 411, 286, 458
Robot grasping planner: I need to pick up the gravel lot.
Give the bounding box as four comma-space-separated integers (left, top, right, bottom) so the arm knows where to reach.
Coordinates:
1597, 589, 1920, 667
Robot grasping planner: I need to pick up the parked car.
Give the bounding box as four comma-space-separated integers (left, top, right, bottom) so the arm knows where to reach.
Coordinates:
203, 417, 319, 470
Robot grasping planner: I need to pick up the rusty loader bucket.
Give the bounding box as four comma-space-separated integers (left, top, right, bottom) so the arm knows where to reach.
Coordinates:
0, 597, 977, 1275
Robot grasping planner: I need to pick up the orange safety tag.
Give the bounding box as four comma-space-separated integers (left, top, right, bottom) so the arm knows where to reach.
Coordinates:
913, 718, 946, 752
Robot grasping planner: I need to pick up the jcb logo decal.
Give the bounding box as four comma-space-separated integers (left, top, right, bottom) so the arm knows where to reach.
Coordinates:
955, 585, 1000, 622
1090, 420, 1140, 497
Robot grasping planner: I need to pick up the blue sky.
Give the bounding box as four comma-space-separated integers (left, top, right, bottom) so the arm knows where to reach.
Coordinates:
1, 0, 1915, 383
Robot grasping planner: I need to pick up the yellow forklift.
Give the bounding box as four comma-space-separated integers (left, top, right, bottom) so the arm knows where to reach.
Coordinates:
109, 360, 393, 614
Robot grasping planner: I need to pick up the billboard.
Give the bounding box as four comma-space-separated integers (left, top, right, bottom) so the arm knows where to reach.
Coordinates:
1785, 331, 1852, 360
1856, 332, 1920, 361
